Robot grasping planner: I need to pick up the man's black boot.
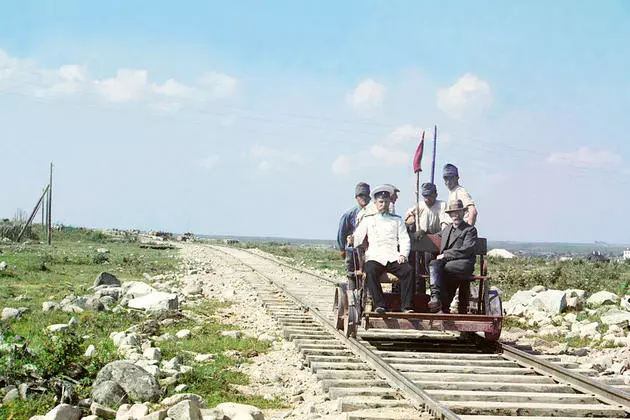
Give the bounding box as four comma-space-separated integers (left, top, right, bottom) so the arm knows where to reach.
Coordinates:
428, 266, 441, 313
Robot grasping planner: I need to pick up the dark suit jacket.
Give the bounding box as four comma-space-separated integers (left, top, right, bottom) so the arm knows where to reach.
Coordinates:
438, 221, 478, 265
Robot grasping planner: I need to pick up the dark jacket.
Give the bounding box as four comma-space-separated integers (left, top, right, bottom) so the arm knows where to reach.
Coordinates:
337, 206, 361, 250
438, 221, 478, 265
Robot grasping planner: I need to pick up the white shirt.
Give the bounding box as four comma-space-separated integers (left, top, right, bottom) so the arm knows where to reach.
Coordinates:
445, 185, 475, 223
353, 212, 410, 266
405, 199, 446, 234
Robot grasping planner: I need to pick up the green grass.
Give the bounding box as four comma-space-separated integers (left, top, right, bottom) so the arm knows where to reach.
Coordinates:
0, 228, 284, 419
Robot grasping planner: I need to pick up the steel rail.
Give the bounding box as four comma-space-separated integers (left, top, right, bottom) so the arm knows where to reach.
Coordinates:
499, 341, 630, 412
211, 245, 459, 420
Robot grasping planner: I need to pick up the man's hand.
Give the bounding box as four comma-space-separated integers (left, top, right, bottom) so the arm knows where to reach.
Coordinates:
436, 254, 444, 260
398, 255, 407, 264
340, 250, 346, 259
346, 235, 354, 246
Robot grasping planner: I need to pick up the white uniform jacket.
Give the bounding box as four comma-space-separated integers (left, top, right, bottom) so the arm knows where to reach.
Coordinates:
353, 213, 410, 266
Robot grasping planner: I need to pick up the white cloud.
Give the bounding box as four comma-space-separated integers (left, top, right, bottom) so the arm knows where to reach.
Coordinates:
198, 72, 237, 99
369, 144, 409, 165
387, 124, 422, 145
437, 73, 492, 118
250, 144, 303, 171
546, 147, 621, 168
199, 155, 219, 169
0, 49, 237, 111
94, 69, 149, 102
332, 155, 353, 174
346, 78, 386, 109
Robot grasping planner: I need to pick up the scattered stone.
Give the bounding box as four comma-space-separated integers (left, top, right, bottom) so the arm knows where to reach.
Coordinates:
0, 261, 7, 270
94, 272, 121, 288
44, 404, 82, 420
587, 291, 619, 307
167, 399, 201, 420
215, 403, 264, 420
85, 345, 96, 358
161, 394, 207, 408
530, 290, 566, 314
162, 357, 181, 371
83, 416, 99, 420
96, 248, 110, 254
2, 307, 22, 320
68, 317, 78, 327
176, 329, 191, 339
90, 402, 116, 419
600, 309, 630, 327
47, 324, 70, 333
93, 361, 161, 403
91, 380, 128, 407
127, 403, 149, 419
220, 330, 242, 339
2, 388, 19, 403
122, 282, 156, 299
174, 384, 189, 393
143, 347, 161, 361
258, 333, 275, 342
128, 292, 179, 311
42, 301, 58, 312
194, 354, 216, 362
138, 409, 168, 420
182, 284, 202, 296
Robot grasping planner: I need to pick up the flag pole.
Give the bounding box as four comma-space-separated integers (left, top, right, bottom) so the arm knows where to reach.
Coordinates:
415, 131, 425, 234
430, 125, 437, 184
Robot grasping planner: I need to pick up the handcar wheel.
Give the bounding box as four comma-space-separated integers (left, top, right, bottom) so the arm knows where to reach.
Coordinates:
333, 284, 348, 331
484, 287, 503, 341
344, 304, 358, 338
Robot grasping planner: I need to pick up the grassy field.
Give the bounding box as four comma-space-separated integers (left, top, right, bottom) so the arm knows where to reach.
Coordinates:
223, 239, 630, 298
0, 227, 283, 419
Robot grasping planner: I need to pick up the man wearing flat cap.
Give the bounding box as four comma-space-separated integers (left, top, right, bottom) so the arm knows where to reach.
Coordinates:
356, 183, 400, 225
428, 199, 478, 314
337, 182, 371, 287
442, 163, 478, 226
352, 186, 414, 314
404, 182, 447, 235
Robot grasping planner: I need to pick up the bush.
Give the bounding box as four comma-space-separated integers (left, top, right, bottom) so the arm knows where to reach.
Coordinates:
91, 253, 110, 264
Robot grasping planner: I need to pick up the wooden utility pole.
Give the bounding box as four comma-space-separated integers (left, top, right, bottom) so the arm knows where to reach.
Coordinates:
17, 185, 50, 242
47, 162, 53, 245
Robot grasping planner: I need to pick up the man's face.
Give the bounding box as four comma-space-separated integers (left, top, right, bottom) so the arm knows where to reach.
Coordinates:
355, 194, 370, 208
449, 209, 465, 226
443, 176, 459, 190
390, 192, 398, 204
375, 198, 390, 213
423, 193, 437, 207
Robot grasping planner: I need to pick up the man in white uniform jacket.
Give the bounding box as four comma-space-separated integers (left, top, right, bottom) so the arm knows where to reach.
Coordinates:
352, 186, 414, 314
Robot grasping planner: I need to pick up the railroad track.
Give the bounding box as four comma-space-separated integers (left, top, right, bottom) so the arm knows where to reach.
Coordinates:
207, 244, 630, 419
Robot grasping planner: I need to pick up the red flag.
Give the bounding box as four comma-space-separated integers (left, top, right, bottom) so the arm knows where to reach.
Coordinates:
413, 131, 425, 173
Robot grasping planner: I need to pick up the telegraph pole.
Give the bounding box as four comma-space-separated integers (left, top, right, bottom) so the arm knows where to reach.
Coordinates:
47, 162, 53, 245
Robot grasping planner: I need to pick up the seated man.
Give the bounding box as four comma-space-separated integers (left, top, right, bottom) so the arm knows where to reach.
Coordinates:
428, 199, 478, 314
352, 186, 414, 314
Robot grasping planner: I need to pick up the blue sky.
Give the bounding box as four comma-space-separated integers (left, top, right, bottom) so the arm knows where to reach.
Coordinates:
1, 1, 629, 244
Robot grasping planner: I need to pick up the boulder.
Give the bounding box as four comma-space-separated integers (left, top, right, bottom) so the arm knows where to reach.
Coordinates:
587, 291, 619, 307
503, 290, 536, 315
530, 290, 566, 314
91, 380, 128, 408
42, 302, 58, 312
487, 248, 515, 259
600, 309, 630, 327
90, 402, 116, 419
93, 361, 161, 403
167, 400, 201, 420
621, 295, 630, 311
93, 272, 121, 288
161, 394, 207, 408
215, 403, 264, 420
2, 307, 22, 320
47, 324, 70, 333
44, 404, 82, 420
94, 287, 122, 300
122, 282, 156, 299
128, 293, 178, 311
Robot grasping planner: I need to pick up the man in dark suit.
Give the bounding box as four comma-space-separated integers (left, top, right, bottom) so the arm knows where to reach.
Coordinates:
428, 199, 478, 314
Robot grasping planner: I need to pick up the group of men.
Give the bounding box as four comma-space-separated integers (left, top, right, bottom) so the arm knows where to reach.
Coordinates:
336, 163, 479, 314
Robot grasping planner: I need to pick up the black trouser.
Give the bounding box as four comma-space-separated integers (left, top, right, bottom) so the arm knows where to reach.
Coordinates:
365, 260, 414, 311
429, 259, 474, 312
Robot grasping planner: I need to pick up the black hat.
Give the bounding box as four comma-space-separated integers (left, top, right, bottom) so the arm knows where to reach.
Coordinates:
421, 183, 437, 196
355, 182, 370, 197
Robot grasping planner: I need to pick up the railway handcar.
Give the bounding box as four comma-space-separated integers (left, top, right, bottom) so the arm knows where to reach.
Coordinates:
334, 234, 503, 340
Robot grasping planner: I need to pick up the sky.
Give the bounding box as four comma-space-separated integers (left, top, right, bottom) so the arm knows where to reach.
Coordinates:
1, 1, 629, 244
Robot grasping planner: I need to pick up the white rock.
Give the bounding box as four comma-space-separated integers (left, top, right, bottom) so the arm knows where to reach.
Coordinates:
122, 281, 156, 299
127, 404, 149, 419
600, 309, 630, 327
162, 357, 180, 371
174, 384, 189, 393
42, 302, 58, 312
179, 365, 193, 374
258, 333, 275, 342
215, 403, 264, 420
0, 261, 7, 271
96, 248, 110, 254
530, 285, 546, 293
182, 284, 203, 296
143, 347, 162, 361
487, 248, 515, 259
220, 330, 242, 339
2, 307, 21, 320
85, 345, 96, 358
68, 317, 78, 327
47, 324, 70, 332
530, 289, 566, 314
565, 289, 587, 299
176, 329, 192, 339
156, 333, 174, 342
128, 292, 178, 311
578, 322, 600, 338
167, 400, 201, 420
194, 354, 216, 362
45, 404, 82, 420
587, 291, 619, 307
621, 295, 630, 311
565, 296, 581, 310
564, 313, 577, 323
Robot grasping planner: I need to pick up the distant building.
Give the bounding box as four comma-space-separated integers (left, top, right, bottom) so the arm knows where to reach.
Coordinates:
624, 248, 630, 260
